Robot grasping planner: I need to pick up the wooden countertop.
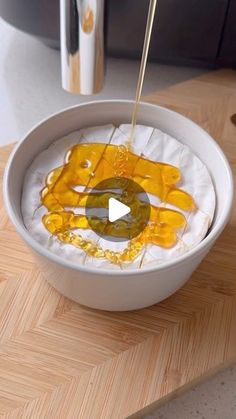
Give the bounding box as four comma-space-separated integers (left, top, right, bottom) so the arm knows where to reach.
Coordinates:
0, 69, 235, 419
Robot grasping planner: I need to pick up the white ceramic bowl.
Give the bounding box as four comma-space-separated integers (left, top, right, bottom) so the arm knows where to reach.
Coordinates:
3, 100, 234, 311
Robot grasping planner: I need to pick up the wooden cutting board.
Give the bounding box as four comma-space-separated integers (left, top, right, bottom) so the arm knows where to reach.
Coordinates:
0, 69, 235, 419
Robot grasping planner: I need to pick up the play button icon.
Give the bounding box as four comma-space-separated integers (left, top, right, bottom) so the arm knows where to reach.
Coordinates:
108, 198, 130, 222
85, 177, 150, 242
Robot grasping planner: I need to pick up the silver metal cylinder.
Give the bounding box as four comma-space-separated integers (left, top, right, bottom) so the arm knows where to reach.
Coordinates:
60, 0, 105, 95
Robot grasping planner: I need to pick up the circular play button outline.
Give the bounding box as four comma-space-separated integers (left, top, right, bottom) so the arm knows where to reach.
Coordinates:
85, 176, 150, 242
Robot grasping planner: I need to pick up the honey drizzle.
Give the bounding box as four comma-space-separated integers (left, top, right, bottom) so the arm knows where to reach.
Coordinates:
128, 0, 158, 149
39, 0, 196, 266
41, 143, 196, 264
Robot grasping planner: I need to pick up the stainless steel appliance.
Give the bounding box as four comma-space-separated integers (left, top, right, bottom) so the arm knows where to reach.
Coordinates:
60, 0, 105, 94
1, 0, 236, 95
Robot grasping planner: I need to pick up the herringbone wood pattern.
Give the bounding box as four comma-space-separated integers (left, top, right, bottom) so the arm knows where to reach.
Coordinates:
0, 70, 235, 419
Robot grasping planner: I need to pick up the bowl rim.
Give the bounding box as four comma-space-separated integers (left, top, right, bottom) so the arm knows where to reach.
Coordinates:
3, 99, 234, 277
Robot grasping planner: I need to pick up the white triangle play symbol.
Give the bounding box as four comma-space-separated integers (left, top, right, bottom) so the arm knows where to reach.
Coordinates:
108, 198, 131, 223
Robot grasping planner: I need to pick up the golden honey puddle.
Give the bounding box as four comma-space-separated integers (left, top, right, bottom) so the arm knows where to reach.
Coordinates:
41, 143, 196, 265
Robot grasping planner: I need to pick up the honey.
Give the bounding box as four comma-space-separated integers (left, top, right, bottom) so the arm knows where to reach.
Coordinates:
41, 143, 196, 264
40, 0, 196, 265
128, 0, 158, 148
